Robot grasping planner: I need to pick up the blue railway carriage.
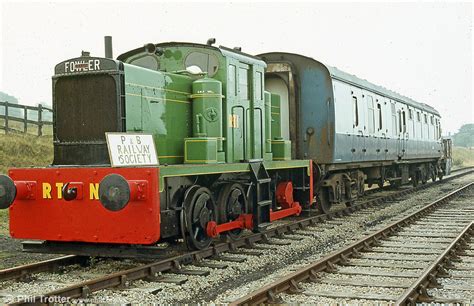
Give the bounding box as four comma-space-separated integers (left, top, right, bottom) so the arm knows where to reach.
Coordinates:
259, 52, 445, 213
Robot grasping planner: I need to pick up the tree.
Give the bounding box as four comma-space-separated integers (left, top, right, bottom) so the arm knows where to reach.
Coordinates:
452, 124, 474, 148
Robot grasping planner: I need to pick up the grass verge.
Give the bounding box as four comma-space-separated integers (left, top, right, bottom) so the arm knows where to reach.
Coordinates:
452, 146, 474, 168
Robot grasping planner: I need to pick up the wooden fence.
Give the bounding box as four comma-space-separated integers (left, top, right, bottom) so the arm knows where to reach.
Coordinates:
0, 101, 53, 136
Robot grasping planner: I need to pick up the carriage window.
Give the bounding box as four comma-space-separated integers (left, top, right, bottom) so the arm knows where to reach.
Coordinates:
398, 110, 402, 133
377, 103, 382, 130
391, 103, 397, 136
228, 65, 236, 96
238, 67, 249, 100
408, 109, 413, 120
367, 96, 375, 133
430, 116, 434, 125
417, 112, 421, 122
185, 52, 219, 77
402, 111, 406, 133
438, 120, 442, 139
352, 96, 359, 127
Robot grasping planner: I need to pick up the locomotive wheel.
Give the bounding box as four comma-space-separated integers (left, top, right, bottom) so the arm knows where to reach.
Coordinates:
438, 172, 444, 180
431, 170, 437, 182
317, 188, 332, 214
217, 183, 247, 240
182, 186, 216, 250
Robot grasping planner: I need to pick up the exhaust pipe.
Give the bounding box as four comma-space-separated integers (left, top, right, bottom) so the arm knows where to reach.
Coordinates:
104, 36, 113, 59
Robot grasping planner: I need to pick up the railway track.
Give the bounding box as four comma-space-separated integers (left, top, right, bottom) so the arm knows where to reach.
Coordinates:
0, 168, 472, 304
231, 181, 474, 305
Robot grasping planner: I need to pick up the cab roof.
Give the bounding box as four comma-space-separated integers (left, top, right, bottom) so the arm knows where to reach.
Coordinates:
117, 42, 265, 67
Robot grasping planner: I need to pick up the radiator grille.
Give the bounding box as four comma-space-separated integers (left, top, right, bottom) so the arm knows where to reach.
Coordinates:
55, 74, 118, 142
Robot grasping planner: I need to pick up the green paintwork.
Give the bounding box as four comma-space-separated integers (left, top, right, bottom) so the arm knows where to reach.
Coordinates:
272, 139, 292, 160
123, 64, 192, 164
188, 78, 225, 159
120, 43, 299, 176
158, 159, 311, 192
264, 91, 272, 154
184, 137, 222, 164
271, 93, 282, 139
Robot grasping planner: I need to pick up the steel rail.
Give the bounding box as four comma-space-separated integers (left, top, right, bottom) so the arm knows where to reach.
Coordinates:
0, 255, 88, 282
10, 170, 474, 304
396, 221, 473, 305
229, 181, 474, 305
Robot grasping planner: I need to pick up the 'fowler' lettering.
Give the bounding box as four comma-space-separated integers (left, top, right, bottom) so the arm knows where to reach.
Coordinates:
65, 59, 101, 73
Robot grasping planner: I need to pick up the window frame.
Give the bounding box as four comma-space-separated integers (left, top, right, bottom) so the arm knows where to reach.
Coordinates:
352, 96, 359, 127
238, 66, 250, 100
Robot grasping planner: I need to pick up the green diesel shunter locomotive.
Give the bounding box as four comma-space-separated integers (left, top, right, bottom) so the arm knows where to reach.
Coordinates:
1, 38, 313, 252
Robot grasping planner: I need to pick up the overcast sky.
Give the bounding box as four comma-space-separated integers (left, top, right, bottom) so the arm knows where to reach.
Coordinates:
0, 1, 472, 133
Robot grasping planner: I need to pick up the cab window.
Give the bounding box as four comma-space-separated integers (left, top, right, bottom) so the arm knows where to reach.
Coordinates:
130, 55, 159, 70
239, 67, 249, 100
185, 52, 219, 77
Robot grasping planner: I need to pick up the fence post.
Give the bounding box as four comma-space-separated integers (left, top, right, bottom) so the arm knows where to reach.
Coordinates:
23, 105, 28, 134
38, 103, 43, 136
5, 102, 9, 134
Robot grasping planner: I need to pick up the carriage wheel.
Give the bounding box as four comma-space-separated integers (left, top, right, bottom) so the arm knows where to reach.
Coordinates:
421, 171, 428, 184
431, 169, 437, 182
217, 183, 247, 240
357, 178, 365, 197
412, 172, 419, 187
317, 188, 332, 214
377, 179, 384, 189
181, 186, 216, 250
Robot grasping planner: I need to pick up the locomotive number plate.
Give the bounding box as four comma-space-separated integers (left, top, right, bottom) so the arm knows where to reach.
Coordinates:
106, 133, 159, 167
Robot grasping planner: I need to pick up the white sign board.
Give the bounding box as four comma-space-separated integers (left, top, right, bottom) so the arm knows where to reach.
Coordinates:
106, 133, 159, 167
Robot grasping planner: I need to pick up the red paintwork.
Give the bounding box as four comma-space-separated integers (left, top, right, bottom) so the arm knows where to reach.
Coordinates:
8, 167, 160, 245
14, 181, 37, 200
270, 204, 301, 221
127, 180, 148, 201
271, 179, 302, 221
276, 181, 294, 209
206, 214, 253, 238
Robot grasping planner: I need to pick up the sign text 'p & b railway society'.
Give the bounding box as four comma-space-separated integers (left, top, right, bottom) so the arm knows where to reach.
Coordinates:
106, 133, 159, 167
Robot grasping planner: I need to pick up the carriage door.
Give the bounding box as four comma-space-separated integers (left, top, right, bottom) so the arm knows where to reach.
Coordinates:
396, 109, 406, 159
401, 109, 408, 158
351, 88, 364, 162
